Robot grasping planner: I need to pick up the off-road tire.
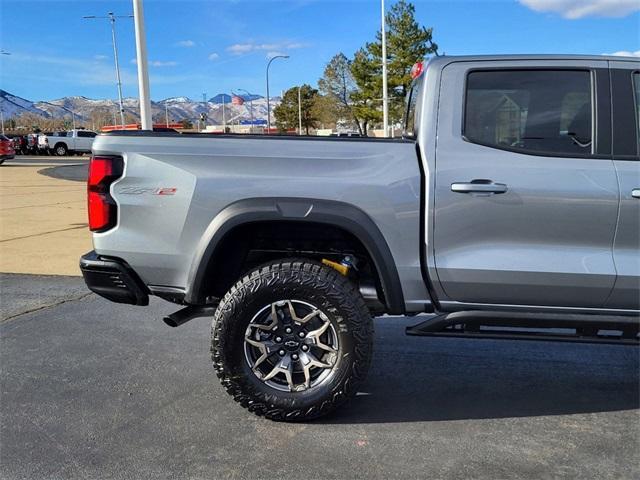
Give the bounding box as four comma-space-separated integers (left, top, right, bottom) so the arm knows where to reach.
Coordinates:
211, 259, 373, 421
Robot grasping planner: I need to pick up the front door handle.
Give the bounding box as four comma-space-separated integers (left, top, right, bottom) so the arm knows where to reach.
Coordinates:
451, 179, 508, 194
632, 188, 640, 199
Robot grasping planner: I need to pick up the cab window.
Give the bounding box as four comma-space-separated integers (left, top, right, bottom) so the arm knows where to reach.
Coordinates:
464, 70, 593, 156
403, 77, 422, 139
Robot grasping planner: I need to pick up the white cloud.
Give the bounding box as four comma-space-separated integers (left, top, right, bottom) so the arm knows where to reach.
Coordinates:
208, 52, 220, 61
131, 58, 178, 67
176, 40, 195, 47
266, 51, 287, 59
94, 54, 107, 60
226, 41, 307, 56
519, 0, 640, 18
603, 50, 640, 57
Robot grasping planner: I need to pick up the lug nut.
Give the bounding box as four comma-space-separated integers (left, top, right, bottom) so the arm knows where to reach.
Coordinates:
292, 354, 299, 360
285, 327, 292, 334
275, 336, 282, 343
279, 350, 285, 356
298, 331, 305, 338
301, 345, 309, 352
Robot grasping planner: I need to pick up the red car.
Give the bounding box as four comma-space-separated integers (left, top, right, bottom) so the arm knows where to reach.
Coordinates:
0, 134, 16, 165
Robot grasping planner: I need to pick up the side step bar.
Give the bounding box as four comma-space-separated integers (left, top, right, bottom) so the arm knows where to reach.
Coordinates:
163, 304, 218, 328
406, 311, 639, 346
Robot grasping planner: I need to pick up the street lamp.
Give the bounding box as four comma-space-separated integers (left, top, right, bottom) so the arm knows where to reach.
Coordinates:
0, 51, 9, 133
298, 86, 302, 135
237, 88, 254, 125
266, 55, 288, 133
83, 12, 133, 127
381, 0, 389, 137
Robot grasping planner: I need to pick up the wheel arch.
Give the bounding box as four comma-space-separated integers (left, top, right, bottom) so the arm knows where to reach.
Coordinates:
185, 197, 405, 314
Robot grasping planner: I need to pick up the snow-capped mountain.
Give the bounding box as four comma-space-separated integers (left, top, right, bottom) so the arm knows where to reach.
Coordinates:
0, 90, 281, 125
0, 90, 49, 118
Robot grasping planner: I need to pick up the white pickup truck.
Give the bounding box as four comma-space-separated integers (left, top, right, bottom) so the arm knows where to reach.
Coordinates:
39, 129, 97, 156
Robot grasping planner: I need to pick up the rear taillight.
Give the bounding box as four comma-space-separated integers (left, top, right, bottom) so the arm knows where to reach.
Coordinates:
87, 155, 123, 232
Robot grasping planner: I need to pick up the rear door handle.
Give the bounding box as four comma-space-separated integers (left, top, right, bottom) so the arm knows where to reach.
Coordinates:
451, 180, 508, 194
632, 189, 640, 199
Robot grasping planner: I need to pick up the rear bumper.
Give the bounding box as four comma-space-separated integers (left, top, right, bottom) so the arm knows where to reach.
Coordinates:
80, 251, 149, 306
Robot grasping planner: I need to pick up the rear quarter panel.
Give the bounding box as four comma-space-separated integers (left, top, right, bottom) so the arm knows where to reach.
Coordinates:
91, 135, 429, 310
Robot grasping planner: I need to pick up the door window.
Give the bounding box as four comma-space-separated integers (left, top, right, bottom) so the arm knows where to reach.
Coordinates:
464, 70, 593, 156
633, 72, 640, 154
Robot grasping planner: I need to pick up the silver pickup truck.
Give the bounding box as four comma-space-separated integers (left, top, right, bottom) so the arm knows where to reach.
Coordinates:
80, 55, 640, 421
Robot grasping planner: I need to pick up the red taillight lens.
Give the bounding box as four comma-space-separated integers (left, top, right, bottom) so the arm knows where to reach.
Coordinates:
87, 156, 123, 232
410, 61, 424, 79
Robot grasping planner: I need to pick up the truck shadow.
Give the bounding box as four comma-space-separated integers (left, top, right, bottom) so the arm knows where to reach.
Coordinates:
320, 317, 640, 424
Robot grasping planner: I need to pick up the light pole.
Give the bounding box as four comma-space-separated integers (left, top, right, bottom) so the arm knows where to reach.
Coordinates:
40, 101, 76, 131
1, 50, 10, 133
237, 88, 253, 125
381, 0, 389, 138
132, 0, 152, 130
297, 86, 303, 135
222, 95, 226, 132
165, 102, 169, 127
83, 12, 132, 127
266, 55, 288, 133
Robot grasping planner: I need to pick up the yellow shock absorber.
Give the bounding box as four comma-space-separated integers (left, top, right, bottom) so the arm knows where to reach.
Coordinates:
322, 258, 349, 276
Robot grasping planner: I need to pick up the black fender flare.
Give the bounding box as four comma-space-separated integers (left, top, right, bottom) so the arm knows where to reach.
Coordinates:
185, 197, 405, 314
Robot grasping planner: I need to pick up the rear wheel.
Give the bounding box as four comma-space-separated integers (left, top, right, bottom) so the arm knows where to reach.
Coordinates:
54, 143, 68, 156
212, 259, 373, 421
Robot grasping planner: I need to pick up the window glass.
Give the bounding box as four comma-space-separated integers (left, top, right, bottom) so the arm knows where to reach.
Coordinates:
464, 70, 592, 156
77, 131, 96, 138
634, 72, 640, 154
403, 77, 422, 138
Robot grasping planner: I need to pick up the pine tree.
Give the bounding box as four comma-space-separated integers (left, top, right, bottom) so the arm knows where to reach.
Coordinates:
355, 0, 439, 126
350, 48, 382, 135
273, 84, 320, 134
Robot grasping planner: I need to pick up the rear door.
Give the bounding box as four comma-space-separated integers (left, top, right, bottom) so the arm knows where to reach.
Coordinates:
433, 59, 618, 308
76, 131, 97, 151
605, 61, 640, 310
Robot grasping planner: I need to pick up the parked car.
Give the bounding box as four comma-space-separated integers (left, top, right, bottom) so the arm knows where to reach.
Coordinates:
80, 55, 640, 421
42, 129, 97, 156
10, 135, 27, 155
25, 133, 40, 155
330, 132, 363, 137
37, 131, 65, 155
36, 132, 55, 155
0, 134, 16, 164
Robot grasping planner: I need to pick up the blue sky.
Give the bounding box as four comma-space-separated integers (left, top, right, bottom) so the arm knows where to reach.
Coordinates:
1, 0, 638, 101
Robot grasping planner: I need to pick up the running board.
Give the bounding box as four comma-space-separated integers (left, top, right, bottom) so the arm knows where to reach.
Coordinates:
405, 311, 639, 346
163, 304, 218, 328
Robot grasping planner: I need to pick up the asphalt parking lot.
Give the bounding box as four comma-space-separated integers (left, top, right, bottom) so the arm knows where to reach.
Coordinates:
1, 273, 639, 480
1, 156, 639, 479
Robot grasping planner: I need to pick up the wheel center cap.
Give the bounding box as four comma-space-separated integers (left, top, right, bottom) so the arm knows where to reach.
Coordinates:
283, 338, 299, 351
